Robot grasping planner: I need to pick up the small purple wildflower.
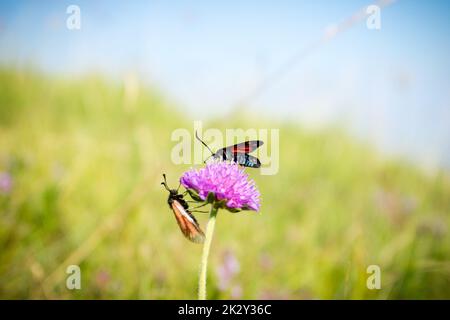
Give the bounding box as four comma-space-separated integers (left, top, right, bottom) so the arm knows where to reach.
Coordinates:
230, 285, 243, 299
180, 161, 261, 211
216, 250, 240, 291
95, 270, 111, 289
0, 172, 12, 194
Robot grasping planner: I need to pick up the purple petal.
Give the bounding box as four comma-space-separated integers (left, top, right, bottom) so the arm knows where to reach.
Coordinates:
180, 161, 261, 212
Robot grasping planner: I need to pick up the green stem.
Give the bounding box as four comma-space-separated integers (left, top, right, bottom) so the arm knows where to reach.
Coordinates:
198, 205, 219, 300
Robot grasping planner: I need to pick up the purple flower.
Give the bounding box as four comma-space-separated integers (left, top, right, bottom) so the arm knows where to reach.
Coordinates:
216, 250, 240, 291
230, 285, 243, 299
0, 172, 12, 194
180, 161, 261, 211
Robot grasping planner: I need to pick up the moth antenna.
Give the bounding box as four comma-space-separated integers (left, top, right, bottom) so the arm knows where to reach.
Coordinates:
161, 174, 171, 191
195, 130, 215, 156
204, 154, 213, 164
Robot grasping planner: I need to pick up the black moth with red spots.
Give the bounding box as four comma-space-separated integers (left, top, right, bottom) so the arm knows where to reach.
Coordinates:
195, 131, 263, 168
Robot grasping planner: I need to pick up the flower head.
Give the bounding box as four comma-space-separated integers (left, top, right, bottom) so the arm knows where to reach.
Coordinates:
180, 161, 261, 212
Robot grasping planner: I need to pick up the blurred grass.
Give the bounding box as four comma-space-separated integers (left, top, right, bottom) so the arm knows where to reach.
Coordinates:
0, 69, 449, 299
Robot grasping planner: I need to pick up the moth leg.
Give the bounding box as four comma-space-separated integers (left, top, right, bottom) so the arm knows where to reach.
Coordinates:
190, 210, 208, 214
190, 202, 208, 210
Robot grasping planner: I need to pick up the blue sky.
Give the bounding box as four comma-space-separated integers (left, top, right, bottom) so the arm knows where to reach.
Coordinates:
0, 0, 449, 168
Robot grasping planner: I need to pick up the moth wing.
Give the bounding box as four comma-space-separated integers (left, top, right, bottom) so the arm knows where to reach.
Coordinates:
171, 200, 205, 244
215, 141, 263, 159
235, 153, 261, 168
229, 140, 264, 153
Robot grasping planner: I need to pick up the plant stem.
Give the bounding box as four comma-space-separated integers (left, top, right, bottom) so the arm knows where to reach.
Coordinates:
198, 205, 218, 300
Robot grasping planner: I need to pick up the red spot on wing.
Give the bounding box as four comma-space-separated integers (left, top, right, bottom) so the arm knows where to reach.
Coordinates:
229, 140, 263, 154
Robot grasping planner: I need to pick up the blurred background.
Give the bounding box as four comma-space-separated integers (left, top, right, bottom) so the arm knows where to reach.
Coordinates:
0, 0, 449, 299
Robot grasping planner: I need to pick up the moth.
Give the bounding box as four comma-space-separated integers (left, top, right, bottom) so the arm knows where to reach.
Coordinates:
195, 131, 263, 168
161, 174, 205, 244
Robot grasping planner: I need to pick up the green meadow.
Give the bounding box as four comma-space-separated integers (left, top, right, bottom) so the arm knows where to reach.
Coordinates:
0, 69, 449, 299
